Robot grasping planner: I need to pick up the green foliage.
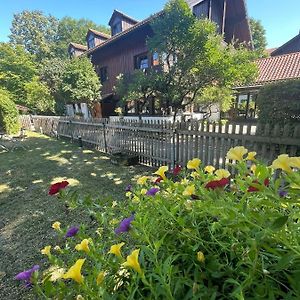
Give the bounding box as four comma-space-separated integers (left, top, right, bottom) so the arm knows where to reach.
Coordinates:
116, 0, 257, 118
53, 17, 110, 58
40, 58, 68, 114
24, 77, 55, 113
61, 57, 101, 105
249, 18, 268, 57
0, 88, 20, 134
256, 80, 300, 124
9, 10, 59, 61
31, 149, 300, 299
0, 43, 38, 104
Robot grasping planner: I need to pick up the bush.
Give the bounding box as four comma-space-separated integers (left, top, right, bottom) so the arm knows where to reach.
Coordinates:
0, 88, 20, 134
17, 148, 300, 299
256, 79, 300, 124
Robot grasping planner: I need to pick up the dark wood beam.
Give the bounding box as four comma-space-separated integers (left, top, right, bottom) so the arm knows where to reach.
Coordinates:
222, 0, 227, 35
208, 0, 212, 20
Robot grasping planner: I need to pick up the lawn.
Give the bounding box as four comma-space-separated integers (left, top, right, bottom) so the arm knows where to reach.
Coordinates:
0, 132, 149, 299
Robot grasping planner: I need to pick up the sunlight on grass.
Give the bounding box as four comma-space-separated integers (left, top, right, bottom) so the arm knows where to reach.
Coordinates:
60, 150, 72, 154
46, 155, 70, 165
99, 156, 110, 160
90, 173, 97, 177
32, 179, 43, 184
51, 177, 80, 186
0, 184, 11, 193
82, 150, 94, 154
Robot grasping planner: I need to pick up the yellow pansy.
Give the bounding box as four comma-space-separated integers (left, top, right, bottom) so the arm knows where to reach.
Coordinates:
122, 249, 142, 274
191, 171, 200, 179
215, 169, 231, 180
290, 157, 300, 168
246, 151, 257, 161
226, 146, 248, 161
41, 246, 51, 256
197, 251, 205, 263
140, 188, 147, 195
96, 271, 105, 285
75, 239, 90, 253
180, 178, 189, 185
111, 201, 118, 208
183, 185, 195, 196
137, 176, 148, 185
126, 191, 132, 198
250, 164, 257, 173
54, 245, 62, 252
154, 166, 168, 180
48, 266, 65, 282
271, 154, 292, 173
132, 196, 140, 203
52, 221, 61, 231
187, 158, 201, 170
108, 242, 125, 258
63, 258, 85, 284
204, 165, 215, 174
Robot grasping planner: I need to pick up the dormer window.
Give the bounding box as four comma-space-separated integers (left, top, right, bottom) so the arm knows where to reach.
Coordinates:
112, 22, 122, 36
87, 35, 95, 49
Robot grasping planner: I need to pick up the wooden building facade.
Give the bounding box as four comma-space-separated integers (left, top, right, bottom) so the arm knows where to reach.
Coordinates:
68, 0, 253, 118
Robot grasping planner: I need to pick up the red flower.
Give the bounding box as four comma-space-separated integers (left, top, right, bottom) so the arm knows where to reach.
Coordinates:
48, 181, 69, 195
205, 178, 229, 190
155, 177, 163, 183
248, 178, 270, 192
173, 165, 182, 176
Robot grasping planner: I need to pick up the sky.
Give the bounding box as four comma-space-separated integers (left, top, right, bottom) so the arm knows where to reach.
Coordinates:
0, 0, 299, 49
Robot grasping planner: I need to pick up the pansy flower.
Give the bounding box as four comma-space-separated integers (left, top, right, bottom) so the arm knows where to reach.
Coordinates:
187, 158, 201, 170
205, 178, 230, 190
63, 259, 85, 284
115, 215, 134, 234
108, 242, 125, 258
125, 184, 132, 192
146, 187, 159, 196
48, 181, 69, 195
155, 177, 163, 183
65, 226, 79, 238
226, 146, 248, 161
122, 249, 142, 274
248, 178, 270, 192
15, 265, 39, 287
173, 165, 182, 176
154, 166, 168, 180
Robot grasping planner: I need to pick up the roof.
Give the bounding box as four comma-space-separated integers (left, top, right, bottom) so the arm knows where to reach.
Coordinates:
108, 9, 139, 26
237, 52, 300, 89
271, 32, 300, 56
84, 11, 163, 56
69, 42, 87, 51
86, 29, 111, 40
266, 48, 277, 55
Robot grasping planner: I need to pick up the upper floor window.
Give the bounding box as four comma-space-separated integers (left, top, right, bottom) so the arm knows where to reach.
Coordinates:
152, 52, 159, 66
112, 22, 122, 35
134, 53, 149, 70
193, 0, 209, 19
87, 35, 95, 49
99, 66, 108, 83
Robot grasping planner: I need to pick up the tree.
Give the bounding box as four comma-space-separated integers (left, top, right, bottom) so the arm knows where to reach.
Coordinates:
0, 43, 38, 104
0, 88, 20, 134
24, 77, 55, 113
61, 57, 101, 106
249, 18, 267, 57
116, 0, 257, 120
9, 10, 58, 61
256, 80, 300, 125
40, 58, 68, 113
52, 17, 110, 58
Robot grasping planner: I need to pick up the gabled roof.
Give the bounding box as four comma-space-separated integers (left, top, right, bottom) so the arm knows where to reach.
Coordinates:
237, 52, 300, 89
68, 42, 87, 51
271, 32, 300, 56
266, 48, 278, 55
108, 9, 139, 26
84, 11, 163, 56
86, 29, 111, 40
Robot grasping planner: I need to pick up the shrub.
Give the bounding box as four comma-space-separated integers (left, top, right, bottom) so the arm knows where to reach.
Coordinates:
0, 88, 20, 134
17, 148, 300, 299
256, 79, 300, 124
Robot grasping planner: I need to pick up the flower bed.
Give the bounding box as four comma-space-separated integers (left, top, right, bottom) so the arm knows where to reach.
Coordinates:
16, 147, 300, 299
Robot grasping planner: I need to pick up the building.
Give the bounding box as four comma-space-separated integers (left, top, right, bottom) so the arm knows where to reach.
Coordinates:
234, 32, 300, 120
68, 0, 253, 118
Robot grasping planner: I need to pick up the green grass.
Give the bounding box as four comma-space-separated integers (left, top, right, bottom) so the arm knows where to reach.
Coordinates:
0, 132, 149, 299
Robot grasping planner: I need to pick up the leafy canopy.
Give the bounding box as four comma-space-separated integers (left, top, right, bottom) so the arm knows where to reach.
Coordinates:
61, 57, 101, 105
256, 79, 300, 124
249, 18, 268, 57
0, 43, 38, 104
116, 0, 257, 118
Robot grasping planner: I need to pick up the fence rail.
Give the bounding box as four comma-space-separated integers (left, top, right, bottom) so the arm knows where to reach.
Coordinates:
20, 115, 300, 169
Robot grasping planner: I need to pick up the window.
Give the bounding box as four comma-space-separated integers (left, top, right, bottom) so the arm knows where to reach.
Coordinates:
87, 35, 95, 49
134, 53, 149, 70
112, 22, 122, 35
99, 67, 108, 83
193, 0, 209, 19
152, 52, 159, 66
69, 47, 75, 58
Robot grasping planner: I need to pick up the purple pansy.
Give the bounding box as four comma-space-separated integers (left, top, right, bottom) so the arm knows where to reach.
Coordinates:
15, 265, 39, 287
146, 187, 159, 196
125, 184, 132, 192
115, 215, 134, 234
279, 190, 288, 198
65, 226, 79, 238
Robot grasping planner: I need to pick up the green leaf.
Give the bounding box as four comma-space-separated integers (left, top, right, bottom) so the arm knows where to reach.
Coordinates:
270, 216, 288, 231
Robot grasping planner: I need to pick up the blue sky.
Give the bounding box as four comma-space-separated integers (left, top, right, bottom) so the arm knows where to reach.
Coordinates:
0, 0, 299, 48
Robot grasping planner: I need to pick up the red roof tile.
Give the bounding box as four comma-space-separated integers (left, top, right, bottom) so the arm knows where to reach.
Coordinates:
255, 52, 300, 85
